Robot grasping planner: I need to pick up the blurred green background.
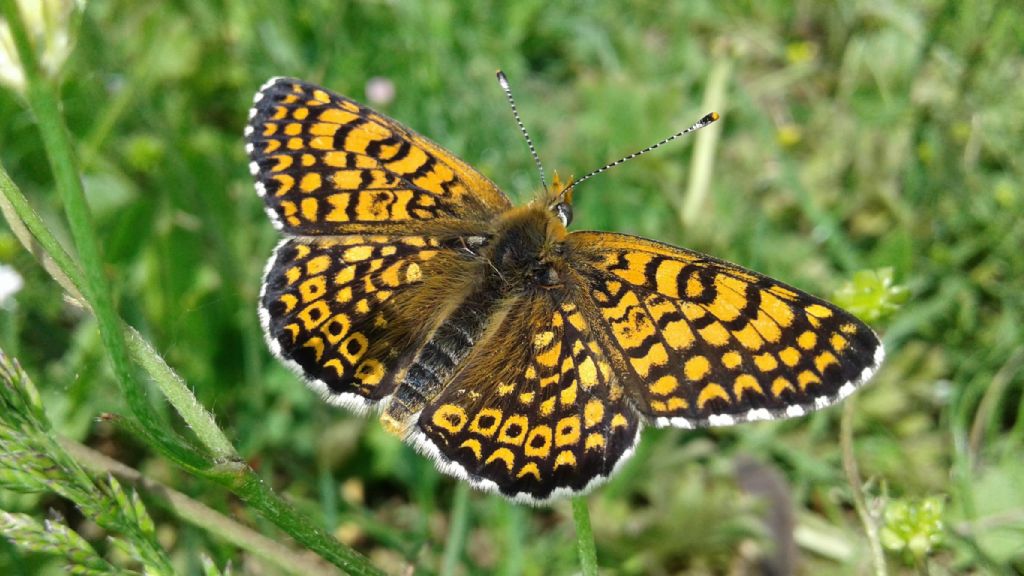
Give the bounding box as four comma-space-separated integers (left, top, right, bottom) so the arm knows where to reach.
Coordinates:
1, 0, 1022, 574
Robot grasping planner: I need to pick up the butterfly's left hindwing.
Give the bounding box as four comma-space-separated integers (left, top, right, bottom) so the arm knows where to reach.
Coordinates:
260, 234, 465, 412
566, 232, 884, 428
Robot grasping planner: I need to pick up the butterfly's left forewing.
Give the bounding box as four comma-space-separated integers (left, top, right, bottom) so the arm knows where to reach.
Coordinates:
566, 232, 884, 428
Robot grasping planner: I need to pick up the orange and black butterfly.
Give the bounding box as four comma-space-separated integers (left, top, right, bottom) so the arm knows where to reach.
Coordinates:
246, 76, 883, 504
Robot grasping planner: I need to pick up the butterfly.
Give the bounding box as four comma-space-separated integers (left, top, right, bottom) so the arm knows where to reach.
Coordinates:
245, 76, 884, 504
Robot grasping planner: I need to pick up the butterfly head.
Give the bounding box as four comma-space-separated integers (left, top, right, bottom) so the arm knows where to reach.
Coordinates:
545, 172, 574, 227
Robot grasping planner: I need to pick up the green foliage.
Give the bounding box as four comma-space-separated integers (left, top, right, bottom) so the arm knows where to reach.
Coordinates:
0, 0, 1021, 574
880, 496, 945, 565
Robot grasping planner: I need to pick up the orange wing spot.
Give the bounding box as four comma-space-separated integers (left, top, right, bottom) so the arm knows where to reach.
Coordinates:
772, 377, 795, 396
517, 462, 541, 480
685, 272, 704, 299
311, 89, 331, 103
497, 382, 514, 396
815, 351, 839, 373
585, 433, 605, 451
769, 285, 798, 300
263, 140, 281, 153
806, 304, 833, 318
297, 301, 329, 330
354, 359, 384, 385
354, 298, 370, 314
629, 342, 668, 378
524, 425, 553, 458
334, 266, 355, 287
697, 383, 730, 410
300, 172, 322, 193
555, 415, 582, 448
485, 448, 515, 472
386, 145, 428, 174
650, 375, 679, 396
732, 324, 765, 351
566, 311, 587, 331
830, 333, 849, 352
779, 347, 801, 367
666, 397, 688, 410
405, 262, 422, 282
298, 276, 326, 303
797, 331, 818, 350
684, 355, 711, 381
535, 340, 562, 368
278, 293, 298, 313
750, 310, 782, 343
760, 291, 795, 326
319, 107, 359, 125
710, 274, 749, 322
339, 332, 369, 363
650, 399, 666, 412
577, 357, 598, 388
286, 137, 304, 150
323, 358, 345, 377
698, 321, 731, 347
560, 381, 578, 406
604, 290, 640, 321
664, 318, 696, 350
432, 404, 468, 434
754, 353, 778, 372
518, 391, 535, 405
497, 414, 529, 446
271, 154, 292, 172
309, 122, 339, 137
469, 408, 502, 437
292, 243, 312, 258
284, 122, 302, 136
681, 301, 706, 321
284, 265, 301, 285
292, 107, 309, 120
721, 351, 743, 369
301, 336, 325, 361
379, 261, 404, 288
271, 106, 288, 120
342, 245, 373, 262
460, 439, 483, 461
262, 123, 278, 136
305, 255, 331, 275
309, 136, 334, 150
616, 252, 654, 286
840, 323, 858, 334
797, 371, 821, 390
584, 399, 605, 428
533, 330, 555, 349
325, 193, 352, 222
322, 151, 350, 167
283, 323, 300, 343
355, 190, 396, 221
654, 258, 685, 298
272, 174, 295, 196
610, 413, 629, 429
554, 450, 577, 470
733, 374, 763, 400
300, 197, 319, 222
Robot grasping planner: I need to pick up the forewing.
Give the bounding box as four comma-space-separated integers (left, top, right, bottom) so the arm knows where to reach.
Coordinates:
566, 232, 884, 428
411, 295, 642, 504
246, 77, 512, 234
259, 234, 465, 412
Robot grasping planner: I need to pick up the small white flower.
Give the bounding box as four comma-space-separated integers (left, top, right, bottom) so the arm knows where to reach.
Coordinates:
365, 76, 395, 107
0, 0, 83, 93
0, 264, 24, 308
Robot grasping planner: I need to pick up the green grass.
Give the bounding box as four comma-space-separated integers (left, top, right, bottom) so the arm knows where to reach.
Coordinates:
1, 0, 1022, 573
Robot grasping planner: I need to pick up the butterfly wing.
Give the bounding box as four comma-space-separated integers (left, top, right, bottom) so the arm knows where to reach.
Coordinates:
565, 232, 884, 428
246, 77, 513, 235
260, 234, 479, 412
411, 294, 642, 503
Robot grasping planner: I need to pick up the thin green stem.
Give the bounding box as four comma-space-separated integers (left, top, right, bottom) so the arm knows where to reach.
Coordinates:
571, 496, 598, 576
840, 399, 887, 576
0, 0, 165, 434
440, 483, 470, 576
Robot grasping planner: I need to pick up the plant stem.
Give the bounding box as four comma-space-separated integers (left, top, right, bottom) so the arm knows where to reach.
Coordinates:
440, 483, 470, 576
840, 399, 887, 576
0, 0, 167, 438
571, 496, 598, 576
63, 439, 342, 576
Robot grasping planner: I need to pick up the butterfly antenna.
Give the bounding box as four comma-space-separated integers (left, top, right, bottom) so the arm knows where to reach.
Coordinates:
558, 111, 720, 198
497, 71, 548, 193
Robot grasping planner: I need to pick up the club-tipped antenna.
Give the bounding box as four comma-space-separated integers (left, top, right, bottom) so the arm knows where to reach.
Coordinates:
557, 111, 720, 198
497, 71, 548, 193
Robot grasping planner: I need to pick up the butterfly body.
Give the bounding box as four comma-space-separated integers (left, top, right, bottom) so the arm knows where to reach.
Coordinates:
247, 77, 883, 503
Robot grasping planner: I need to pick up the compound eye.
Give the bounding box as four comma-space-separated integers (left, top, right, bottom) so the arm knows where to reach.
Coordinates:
552, 202, 573, 227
